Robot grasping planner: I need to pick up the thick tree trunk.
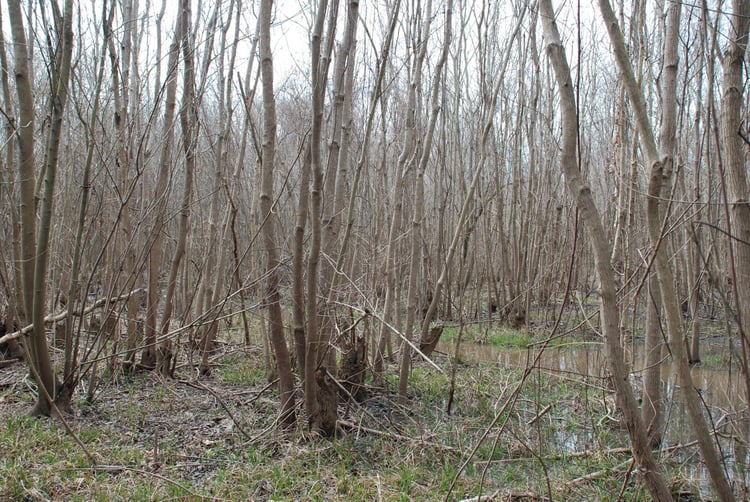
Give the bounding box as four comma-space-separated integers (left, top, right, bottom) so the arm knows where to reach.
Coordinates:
8, 0, 42, 404
9, 0, 74, 416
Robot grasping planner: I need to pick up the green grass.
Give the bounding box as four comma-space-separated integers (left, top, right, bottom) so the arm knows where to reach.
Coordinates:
1, 337, 730, 501
219, 353, 266, 385
486, 327, 534, 347
440, 323, 534, 348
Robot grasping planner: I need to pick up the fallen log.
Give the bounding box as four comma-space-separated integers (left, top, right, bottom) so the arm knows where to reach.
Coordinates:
0, 288, 146, 345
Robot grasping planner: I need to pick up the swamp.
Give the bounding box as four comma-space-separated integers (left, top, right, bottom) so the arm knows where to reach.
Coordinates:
2, 0, 750, 500
2, 309, 748, 500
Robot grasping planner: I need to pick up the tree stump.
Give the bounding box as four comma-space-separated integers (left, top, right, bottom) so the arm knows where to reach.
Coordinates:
316, 367, 338, 437
339, 334, 367, 402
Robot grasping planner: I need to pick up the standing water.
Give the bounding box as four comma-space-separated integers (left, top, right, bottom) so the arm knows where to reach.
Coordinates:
436, 340, 750, 495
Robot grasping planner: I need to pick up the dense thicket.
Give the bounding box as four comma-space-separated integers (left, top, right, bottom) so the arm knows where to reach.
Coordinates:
1, 0, 748, 497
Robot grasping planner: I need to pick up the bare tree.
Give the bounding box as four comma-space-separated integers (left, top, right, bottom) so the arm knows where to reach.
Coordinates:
539, 1, 673, 498
196, 1, 241, 375
57, 1, 112, 408
419, 6, 526, 351
598, 0, 734, 498
106, 0, 141, 371
719, 0, 750, 413
0, 1, 24, 362
303, 0, 340, 437
141, 10, 183, 370
157, 0, 198, 377
259, 0, 296, 430
8, 0, 75, 416
398, 0, 452, 403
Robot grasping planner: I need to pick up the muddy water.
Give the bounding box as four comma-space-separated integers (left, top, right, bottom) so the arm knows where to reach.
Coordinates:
437, 341, 748, 411
436, 340, 750, 494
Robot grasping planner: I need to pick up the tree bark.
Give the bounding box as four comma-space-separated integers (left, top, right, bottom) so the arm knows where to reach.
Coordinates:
598, 0, 735, 498
0, 0, 24, 362
259, 0, 296, 430
142, 13, 182, 370
641, 276, 664, 447
8, 0, 39, 369
539, 2, 673, 499
720, 0, 750, 417
10, 0, 75, 416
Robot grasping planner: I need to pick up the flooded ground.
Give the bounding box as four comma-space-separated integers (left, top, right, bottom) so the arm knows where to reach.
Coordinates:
439, 340, 748, 410
436, 339, 750, 496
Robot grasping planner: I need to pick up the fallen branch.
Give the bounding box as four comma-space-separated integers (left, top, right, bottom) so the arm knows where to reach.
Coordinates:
476, 440, 700, 465
0, 288, 146, 345
338, 419, 462, 453
178, 379, 252, 439
566, 442, 701, 489
0, 359, 19, 369
527, 404, 552, 427
459, 491, 548, 502
566, 458, 632, 487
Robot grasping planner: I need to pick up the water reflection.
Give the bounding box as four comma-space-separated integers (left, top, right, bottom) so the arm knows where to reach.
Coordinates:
436, 340, 750, 493
437, 341, 748, 411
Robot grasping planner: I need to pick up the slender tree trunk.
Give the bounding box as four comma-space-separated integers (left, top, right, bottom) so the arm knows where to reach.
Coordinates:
293, 145, 311, 379
539, 3, 672, 499
641, 276, 664, 446
0, 1, 24, 361
200, 2, 244, 371
259, 0, 296, 430
107, 0, 140, 370
304, 0, 339, 436
720, 0, 750, 417
58, 2, 111, 408
320, 0, 359, 382
158, 0, 197, 377
142, 13, 182, 369
398, 0, 452, 403
334, 0, 399, 378
419, 11, 526, 346
688, 11, 707, 363
598, 0, 735, 498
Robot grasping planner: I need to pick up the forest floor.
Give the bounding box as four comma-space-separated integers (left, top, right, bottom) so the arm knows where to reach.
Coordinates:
0, 323, 747, 501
